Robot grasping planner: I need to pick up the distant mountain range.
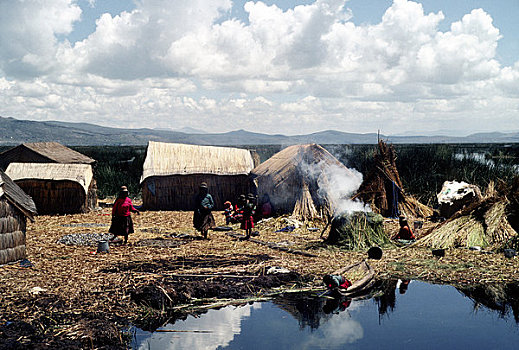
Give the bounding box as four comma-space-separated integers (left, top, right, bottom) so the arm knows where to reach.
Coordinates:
1, 116, 518, 146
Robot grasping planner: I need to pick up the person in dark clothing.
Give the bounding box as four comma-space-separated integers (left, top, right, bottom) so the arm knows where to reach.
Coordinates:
193, 182, 215, 239
109, 185, 140, 244
241, 193, 256, 238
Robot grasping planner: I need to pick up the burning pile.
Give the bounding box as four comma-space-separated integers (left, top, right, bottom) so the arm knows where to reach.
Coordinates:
326, 211, 393, 250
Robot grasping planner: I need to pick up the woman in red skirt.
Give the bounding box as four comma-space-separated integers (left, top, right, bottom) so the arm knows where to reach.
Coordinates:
109, 186, 140, 244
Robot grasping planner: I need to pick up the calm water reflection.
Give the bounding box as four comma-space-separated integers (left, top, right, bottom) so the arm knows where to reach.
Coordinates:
132, 280, 519, 349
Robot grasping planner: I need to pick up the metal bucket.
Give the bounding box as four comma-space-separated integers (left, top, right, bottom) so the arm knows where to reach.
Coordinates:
97, 240, 110, 253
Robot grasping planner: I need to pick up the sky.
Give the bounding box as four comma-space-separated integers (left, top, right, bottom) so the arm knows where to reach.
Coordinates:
1, 0, 518, 136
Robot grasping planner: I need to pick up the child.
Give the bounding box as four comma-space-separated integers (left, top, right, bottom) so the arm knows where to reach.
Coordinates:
232, 194, 246, 223
223, 201, 233, 225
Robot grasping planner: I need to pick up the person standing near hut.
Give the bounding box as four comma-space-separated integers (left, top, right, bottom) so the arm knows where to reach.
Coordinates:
109, 186, 140, 244
193, 182, 215, 239
392, 216, 415, 240
242, 194, 256, 238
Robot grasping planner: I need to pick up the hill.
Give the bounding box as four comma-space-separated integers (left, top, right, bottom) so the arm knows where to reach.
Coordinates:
1, 116, 518, 146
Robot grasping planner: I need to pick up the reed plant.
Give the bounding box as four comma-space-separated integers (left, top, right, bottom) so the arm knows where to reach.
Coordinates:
72, 145, 146, 198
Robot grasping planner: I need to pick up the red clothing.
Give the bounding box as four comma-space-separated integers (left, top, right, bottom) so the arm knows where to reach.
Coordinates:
241, 216, 254, 230
112, 197, 137, 217
340, 278, 352, 289
261, 202, 272, 217
393, 225, 415, 240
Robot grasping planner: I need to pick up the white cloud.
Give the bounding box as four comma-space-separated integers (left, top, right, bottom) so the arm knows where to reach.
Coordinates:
0, 0, 81, 78
0, 0, 518, 135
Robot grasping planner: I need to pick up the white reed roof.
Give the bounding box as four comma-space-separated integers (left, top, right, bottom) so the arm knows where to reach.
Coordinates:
140, 141, 255, 183
5, 163, 93, 195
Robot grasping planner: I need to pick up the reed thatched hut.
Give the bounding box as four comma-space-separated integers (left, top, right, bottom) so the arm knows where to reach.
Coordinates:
0, 170, 37, 265
251, 144, 362, 220
0, 142, 95, 170
140, 141, 256, 211
5, 163, 97, 215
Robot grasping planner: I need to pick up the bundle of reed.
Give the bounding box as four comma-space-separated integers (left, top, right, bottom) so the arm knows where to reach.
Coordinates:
326, 211, 394, 250
292, 182, 319, 220
414, 198, 517, 250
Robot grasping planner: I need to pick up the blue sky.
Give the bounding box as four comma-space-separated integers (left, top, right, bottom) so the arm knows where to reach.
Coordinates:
1, 0, 518, 136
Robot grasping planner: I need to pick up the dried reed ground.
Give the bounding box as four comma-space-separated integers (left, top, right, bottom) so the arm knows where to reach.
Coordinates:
1, 207, 519, 343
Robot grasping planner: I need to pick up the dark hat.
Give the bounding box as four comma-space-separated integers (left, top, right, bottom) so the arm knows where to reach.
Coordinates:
120, 186, 128, 192
199, 182, 208, 188
247, 193, 256, 199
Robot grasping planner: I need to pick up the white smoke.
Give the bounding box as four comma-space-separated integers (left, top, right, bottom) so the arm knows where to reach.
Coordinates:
319, 163, 370, 215
299, 159, 371, 216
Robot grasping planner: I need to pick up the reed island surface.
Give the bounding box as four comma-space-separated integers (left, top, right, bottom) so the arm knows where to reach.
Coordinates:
1, 206, 518, 349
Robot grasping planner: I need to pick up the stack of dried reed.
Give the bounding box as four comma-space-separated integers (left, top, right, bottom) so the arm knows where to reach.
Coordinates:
292, 182, 319, 220
326, 211, 394, 250
415, 197, 517, 250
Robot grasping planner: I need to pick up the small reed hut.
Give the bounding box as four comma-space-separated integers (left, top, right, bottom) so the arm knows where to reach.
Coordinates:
5, 163, 97, 215
0, 141, 95, 170
251, 144, 358, 220
140, 141, 256, 210
0, 170, 37, 265
353, 140, 432, 219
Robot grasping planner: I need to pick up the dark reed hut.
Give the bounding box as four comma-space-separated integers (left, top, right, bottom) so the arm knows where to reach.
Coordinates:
353, 140, 432, 219
5, 163, 97, 215
0, 141, 95, 170
0, 170, 37, 265
251, 144, 361, 220
140, 141, 256, 211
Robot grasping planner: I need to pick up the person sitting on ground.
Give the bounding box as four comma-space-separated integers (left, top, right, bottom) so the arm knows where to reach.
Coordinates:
223, 201, 233, 225
109, 185, 140, 244
391, 215, 416, 240
241, 193, 256, 238
193, 182, 215, 239
260, 193, 273, 218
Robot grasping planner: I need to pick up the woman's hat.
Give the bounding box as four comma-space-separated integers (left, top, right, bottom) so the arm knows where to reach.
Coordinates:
199, 182, 208, 188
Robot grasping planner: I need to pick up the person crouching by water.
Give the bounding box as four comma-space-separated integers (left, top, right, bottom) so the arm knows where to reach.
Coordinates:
323, 274, 352, 293
193, 182, 215, 239
391, 215, 416, 241
242, 193, 256, 239
109, 186, 140, 244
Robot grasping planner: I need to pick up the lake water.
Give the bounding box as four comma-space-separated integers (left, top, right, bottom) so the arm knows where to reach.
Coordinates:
132, 280, 519, 349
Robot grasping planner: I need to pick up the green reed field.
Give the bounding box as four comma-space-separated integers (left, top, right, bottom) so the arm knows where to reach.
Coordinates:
68, 143, 519, 205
